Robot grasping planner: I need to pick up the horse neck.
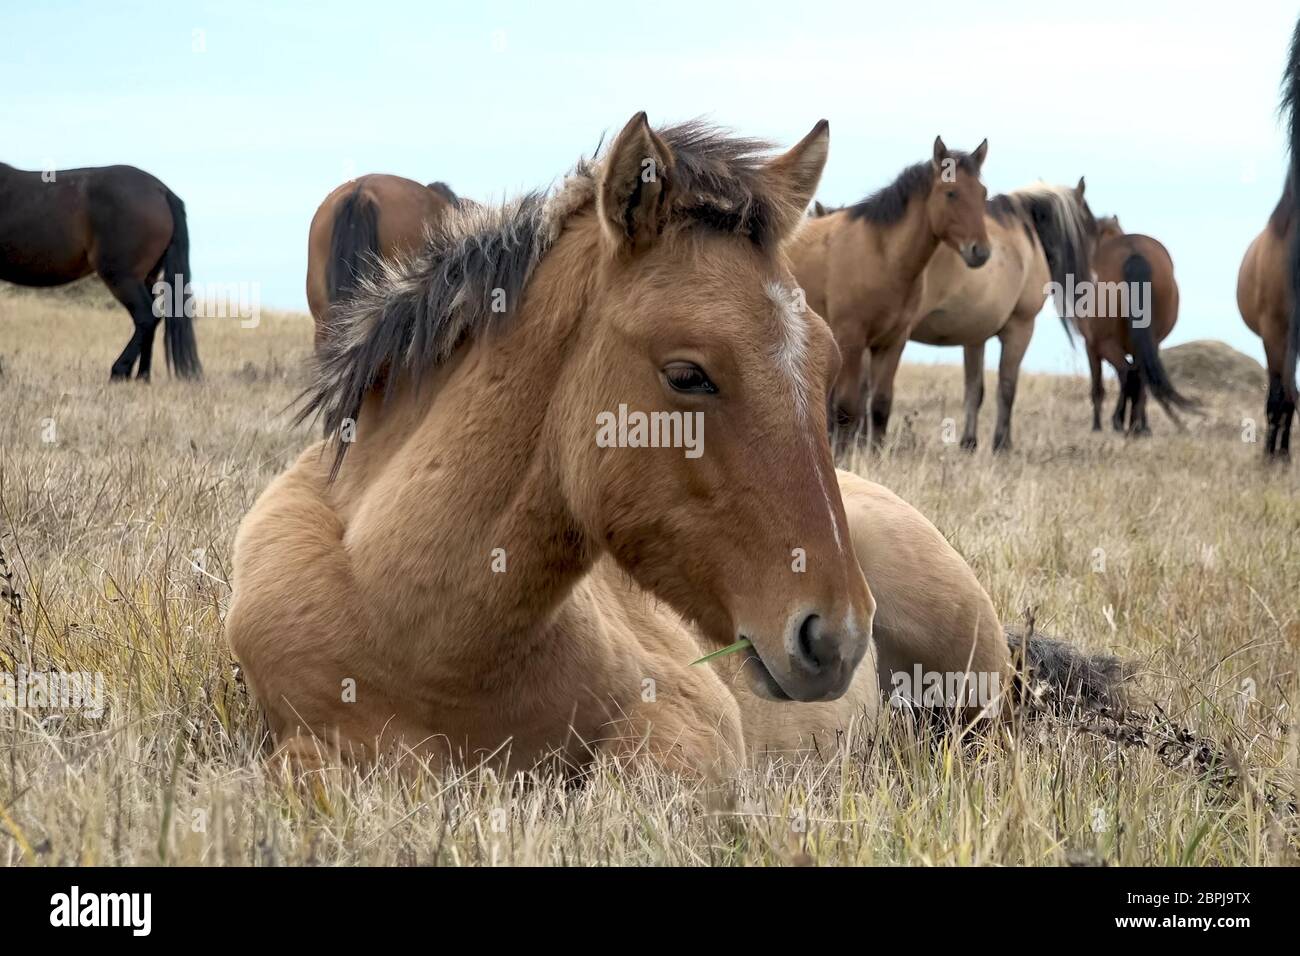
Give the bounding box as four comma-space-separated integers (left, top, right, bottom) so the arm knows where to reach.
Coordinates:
343, 221, 601, 664
874, 193, 940, 279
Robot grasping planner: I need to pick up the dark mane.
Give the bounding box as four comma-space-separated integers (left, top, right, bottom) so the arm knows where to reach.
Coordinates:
844, 153, 979, 225
426, 181, 461, 207
1268, 174, 1294, 237
297, 121, 794, 474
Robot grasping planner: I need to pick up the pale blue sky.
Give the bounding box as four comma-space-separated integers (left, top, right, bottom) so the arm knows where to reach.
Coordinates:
2, 0, 1295, 373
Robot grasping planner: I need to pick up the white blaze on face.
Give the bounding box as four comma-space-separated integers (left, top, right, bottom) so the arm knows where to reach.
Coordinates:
764, 280, 814, 421
763, 280, 844, 554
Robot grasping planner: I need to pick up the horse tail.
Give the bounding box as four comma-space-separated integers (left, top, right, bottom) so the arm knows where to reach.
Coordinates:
1283, 17, 1300, 402
326, 188, 381, 306
1122, 252, 1196, 416
1005, 626, 1132, 713
159, 189, 202, 379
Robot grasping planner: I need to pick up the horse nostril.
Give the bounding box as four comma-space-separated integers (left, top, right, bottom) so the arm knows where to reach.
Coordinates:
795, 613, 828, 673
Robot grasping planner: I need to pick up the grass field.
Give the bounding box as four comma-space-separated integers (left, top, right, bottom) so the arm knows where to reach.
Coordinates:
1, 286, 1297, 866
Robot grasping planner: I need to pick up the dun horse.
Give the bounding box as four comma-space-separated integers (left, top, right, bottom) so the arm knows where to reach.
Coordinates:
910, 179, 1095, 451
0, 162, 200, 380
1079, 216, 1195, 434
787, 137, 991, 442
1236, 21, 1300, 460
226, 117, 1057, 775
306, 174, 463, 350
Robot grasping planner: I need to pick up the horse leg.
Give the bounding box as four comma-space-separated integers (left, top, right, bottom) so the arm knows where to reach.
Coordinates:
1094, 341, 1131, 433
960, 342, 985, 450
829, 334, 867, 443
1112, 371, 1130, 432
1281, 390, 1295, 461
1087, 342, 1104, 432
1129, 376, 1151, 436
102, 273, 160, 381
1264, 374, 1283, 458
866, 339, 905, 449
991, 312, 1033, 452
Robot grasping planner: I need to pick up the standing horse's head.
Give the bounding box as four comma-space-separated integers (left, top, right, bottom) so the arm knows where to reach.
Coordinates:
929, 136, 991, 267
559, 115, 875, 702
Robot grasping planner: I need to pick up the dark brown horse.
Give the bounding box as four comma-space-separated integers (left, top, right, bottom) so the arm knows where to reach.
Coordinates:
306, 175, 463, 351
0, 162, 200, 380
1079, 216, 1196, 434
1236, 18, 1300, 460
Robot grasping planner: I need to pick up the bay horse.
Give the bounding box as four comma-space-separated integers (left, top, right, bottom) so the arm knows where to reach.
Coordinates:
910, 179, 1096, 451
1078, 216, 1196, 434
306, 174, 463, 351
227, 116, 1034, 776
787, 137, 991, 443
1236, 19, 1300, 460
0, 162, 200, 380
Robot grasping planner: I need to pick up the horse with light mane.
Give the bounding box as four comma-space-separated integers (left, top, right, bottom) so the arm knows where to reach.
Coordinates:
1078, 216, 1195, 435
1236, 18, 1300, 461
227, 116, 1107, 776
909, 179, 1096, 451
306, 174, 464, 351
787, 137, 991, 443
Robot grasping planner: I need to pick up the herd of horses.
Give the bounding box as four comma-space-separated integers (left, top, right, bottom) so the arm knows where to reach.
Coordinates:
2, 23, 1299, 776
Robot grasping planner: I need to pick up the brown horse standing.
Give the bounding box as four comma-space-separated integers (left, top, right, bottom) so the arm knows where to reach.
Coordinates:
1079, 216, 1195, 434
0, 162, 200, 380
1237, 21, 1300, 460
787, 137, 991, 442
910, 180, 1095, 451
306, 174, 462, 350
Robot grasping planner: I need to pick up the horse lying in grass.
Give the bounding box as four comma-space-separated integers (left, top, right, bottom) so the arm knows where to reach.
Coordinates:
227, 116, 1115, 776
306, 174, 465, 352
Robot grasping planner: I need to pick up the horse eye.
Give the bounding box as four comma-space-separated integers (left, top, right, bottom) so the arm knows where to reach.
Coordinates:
663, 362, 717, 394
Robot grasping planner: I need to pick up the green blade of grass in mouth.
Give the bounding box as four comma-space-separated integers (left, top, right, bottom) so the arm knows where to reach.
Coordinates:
690, 637, 752, 666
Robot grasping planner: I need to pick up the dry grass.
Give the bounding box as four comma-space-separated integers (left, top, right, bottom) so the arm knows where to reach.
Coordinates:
1, 288, 1297, 866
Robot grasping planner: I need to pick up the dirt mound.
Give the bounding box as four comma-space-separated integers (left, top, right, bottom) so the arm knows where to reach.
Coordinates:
1160, 339, 1267, 394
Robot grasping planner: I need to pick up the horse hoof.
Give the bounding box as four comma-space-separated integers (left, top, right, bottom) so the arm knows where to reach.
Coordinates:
959, 436, 977, 452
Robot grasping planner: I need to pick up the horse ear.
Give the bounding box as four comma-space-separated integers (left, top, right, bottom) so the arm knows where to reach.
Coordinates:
972, 139, 989, 169
932, 135, 949, 170
763, 119, 830, 241
1076, 176, 1086, 199
598, 112, 676, 253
